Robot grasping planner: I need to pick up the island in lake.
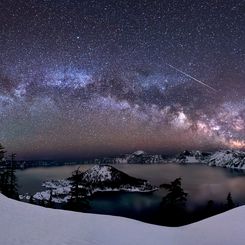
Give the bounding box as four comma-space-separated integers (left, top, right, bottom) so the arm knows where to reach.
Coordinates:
26, 165, 157, 203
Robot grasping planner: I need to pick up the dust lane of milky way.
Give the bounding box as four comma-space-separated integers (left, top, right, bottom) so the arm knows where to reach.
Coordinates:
0, 0, 244, 159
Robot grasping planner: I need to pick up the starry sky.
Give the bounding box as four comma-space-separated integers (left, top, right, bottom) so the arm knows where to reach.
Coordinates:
0, 0, 244, 160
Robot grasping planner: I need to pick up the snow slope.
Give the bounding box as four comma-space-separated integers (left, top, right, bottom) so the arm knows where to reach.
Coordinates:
0, 194, 244, 245
207, 150, 245, 169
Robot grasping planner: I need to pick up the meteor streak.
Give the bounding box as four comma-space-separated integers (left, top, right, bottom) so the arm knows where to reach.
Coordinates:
166, 63, 218, 92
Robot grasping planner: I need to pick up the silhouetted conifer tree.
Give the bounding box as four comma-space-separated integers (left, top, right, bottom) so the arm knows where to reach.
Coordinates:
226, 192, 235, 210
0, 148, 19, 199
47, 189, 54, 208
160, 178, 188, 209
29, 195, 34, 204
66, 168, 89, 211
160, 178, 188, 226
7, 153, 19, 199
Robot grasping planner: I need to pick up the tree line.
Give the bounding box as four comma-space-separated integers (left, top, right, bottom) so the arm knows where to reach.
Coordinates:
159, 177, 235, 226
0, 144, 19, 199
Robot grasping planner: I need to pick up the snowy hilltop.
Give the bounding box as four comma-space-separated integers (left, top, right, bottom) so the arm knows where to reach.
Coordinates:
176, 150, 212, 163
176, 150, 245, 169
79, 165, 156, 191
31, 165, 157, 203
1, 193, 245, 245
125, 151, 165, 164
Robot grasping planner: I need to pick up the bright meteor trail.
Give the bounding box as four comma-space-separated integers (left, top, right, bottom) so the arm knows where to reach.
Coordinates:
166, 64, 218, 92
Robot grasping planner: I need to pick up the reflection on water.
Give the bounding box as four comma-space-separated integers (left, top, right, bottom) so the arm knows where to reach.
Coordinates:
16, 164, 245, 222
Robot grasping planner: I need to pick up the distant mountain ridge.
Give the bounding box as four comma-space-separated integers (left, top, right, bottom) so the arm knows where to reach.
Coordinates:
176, 149, 245, 169
15, 149, 245, 171
176, 150, 212, 163
207, 150, 245, 169
85, 149, 245, 169
85, 151, 166, 164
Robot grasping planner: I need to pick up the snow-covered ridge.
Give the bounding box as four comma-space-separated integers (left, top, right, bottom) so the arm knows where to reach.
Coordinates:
1, 193, 245, 245
176, 150, 211, 163
206, 150, 245, 169
89, 149, 245, 168
83, 149, 245, 169
87, 150, 166, 164
176, 150, 245, 169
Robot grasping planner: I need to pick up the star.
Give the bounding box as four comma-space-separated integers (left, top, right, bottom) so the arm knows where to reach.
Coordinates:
0, 0, 244, 159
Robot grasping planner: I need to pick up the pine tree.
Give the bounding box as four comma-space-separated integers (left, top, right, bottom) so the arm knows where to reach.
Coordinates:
67, 168, 89, 211
205, 199, 215, 216
40, 198, 46, 207
160, 178, 188, 209
160, 178, 188, 225
0, 147, 18, 199
47, 189, 54, 208
70, 169, 81, 204
7, 153, 19, 199
0, 144, 6, 164
226, 192, 235, 210
29, 195, 34, 204
0, 169, 9, 195
0, 144, 6, 192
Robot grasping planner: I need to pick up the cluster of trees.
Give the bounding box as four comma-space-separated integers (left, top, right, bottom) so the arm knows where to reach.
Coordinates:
0, 144, 19, 199
159, 177, 235, 226
65, 168, 90, 211
29, 168, 90, 210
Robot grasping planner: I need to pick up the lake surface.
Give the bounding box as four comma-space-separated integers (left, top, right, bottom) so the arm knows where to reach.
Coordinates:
16, 163, 245, 224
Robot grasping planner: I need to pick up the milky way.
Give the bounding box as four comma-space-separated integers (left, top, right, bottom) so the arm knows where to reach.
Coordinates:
0, 0, 244, 160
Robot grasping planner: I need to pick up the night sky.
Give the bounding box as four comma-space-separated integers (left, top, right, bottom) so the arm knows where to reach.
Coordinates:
0, 0, 244, 160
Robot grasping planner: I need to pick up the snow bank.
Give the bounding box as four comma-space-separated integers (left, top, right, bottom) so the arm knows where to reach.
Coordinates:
0, 194, 244, 245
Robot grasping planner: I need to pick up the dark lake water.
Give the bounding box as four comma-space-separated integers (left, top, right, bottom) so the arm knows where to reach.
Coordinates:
16, 163, 245, 224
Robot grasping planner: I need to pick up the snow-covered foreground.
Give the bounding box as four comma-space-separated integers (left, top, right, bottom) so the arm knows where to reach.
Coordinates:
0, 194, 243, 245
